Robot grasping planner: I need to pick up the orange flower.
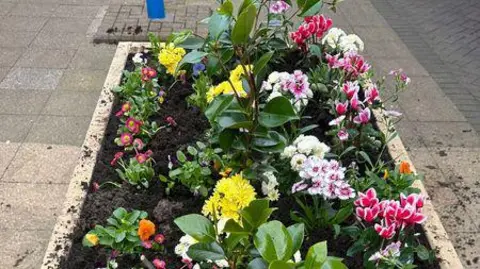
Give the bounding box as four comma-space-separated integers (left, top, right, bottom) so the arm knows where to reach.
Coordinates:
138, 219, 156, 241
399, 161, 412, 174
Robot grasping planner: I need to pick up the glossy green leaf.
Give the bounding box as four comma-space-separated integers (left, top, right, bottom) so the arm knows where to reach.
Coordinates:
304, 241, 328, 269
247, 258, 268, 269
218, 0, 234, 16
240, 199, 274, 231
254, 221, 293, 262
112, 207, 127, 219
223, 219, 249, 234
205, 94, 234, 122
299, 0, 324, 17
208, 13, 231, 40
287, 223, 305, 254
253, 51, 274, 75
259, 96, 299, 127
178, 36, 205, 50
232, 4, 256, 44
176, 50, 209, 73
174, 214, 216, 243
269, 260, 295, 269
187, 242, 226, 261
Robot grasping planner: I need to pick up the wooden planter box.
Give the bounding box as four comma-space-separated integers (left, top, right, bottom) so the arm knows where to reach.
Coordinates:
40, 42, 463, 269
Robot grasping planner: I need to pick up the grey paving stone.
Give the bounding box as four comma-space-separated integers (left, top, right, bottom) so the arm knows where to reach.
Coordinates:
9, 3, 59, 17
0, 48, 25, 67
15, 48, 77, 69
352, 25, 402, 42
2, 143, 79, 184
412, 122, 480, 148
42, 91, 100, 116
41, 17, 92, 33
448, 232, 480, 268
0, 232, 48, 269
0, 68, 9, 82
0, 2, 16, 16
371, 58, 430, 77
25, 115, 91, 146
57, 68, 108, 91
0, 115, 36, 143
0, 182, 68, 230
0, 16, 48, 32
68, 46, 116, 70
31, 32, 86, 49
0, 142, 21, 180
0, 68, 63, 90
0, 31, 35, 48
0, 89, 51, 115
53, 4, 101, 18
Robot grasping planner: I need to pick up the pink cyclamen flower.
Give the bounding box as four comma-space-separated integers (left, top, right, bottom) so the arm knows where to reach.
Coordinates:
325, 53, 340, 68
400, 193, 424, 208
350, 93, 360, 111
356, 204, 380, 222
328, 115, 345, 126
374, 220, 396, 239
126, 117, 142, 134
110, 151, 124, 166
154, 234, 165, 244
153, 259, 166, 269
133, 138, 144, 151
141, 67, 157, 81
120, 133, 133, 146
354, 188, 379, 207
342, 81, 359, 99
141, 240, 152, 249
165, 116, 177, 126
353, 108, 371, 124
337, 128, 349, 141
364, 85, 380, 104
335, 101, 348, 115
136, 153, 148, 164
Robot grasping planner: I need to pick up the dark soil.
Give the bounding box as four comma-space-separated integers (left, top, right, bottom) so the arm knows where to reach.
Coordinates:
60, 52, 440, 269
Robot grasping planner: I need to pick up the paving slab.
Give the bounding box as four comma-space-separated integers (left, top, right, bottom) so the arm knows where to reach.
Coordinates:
53, 4, 101, 18
0, 31, 36, 48
411, 122, 480, 148
15, 48, 77, 69
0, 182, 68, 230
0, 68, 63, 90
2, 143, 79, 184
0, 47, 25, 67
68, 46, 116, 70
0, 67, 9, 82
0, 142, 21, 179
25, 115, 92, 146
41, 17, 92, 33
57, 68, 108, 92
0, 240, 47, 269
0, 115, 36, 143
9, 3, 59, 17
42, 91, 101, 116
31, 32, 86, 49
0, 16, 49, 32
0, 89, 51, 115
0, 2, 16, 16
0, 230, 52, 254
427, 147, 480, 185
448, 232, 480, 268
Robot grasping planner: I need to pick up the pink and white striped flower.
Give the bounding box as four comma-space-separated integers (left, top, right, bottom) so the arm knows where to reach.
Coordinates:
335, 100, 348, 115
342, 81, 359, 99
337, 128, 349, 141
353, 108, 371, 124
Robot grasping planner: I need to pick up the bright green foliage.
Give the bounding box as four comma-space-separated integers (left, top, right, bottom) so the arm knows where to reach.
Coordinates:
115, 157, 155, 188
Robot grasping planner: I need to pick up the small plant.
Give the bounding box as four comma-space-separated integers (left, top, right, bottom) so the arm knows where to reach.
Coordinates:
188, 70, 210, 111
166, 142, 223, 196
115, 153, 155, 188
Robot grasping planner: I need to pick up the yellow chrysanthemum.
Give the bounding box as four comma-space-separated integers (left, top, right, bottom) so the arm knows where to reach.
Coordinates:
202, 174, 256, 221
158, 43, 186, 75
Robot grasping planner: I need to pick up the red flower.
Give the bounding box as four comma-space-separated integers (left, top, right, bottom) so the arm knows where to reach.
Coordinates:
154, 234, 165, 244
354, 188, 378, 207
335, 101, 348, 115
374, 220, 396, 239
152, 259, 166, 269
136, 153, 148, 164
126, 118, 142, 134
141, 67, 157, 81
165, 116, 177, 126
110, 152, 124, 166
356, 204, 380, 222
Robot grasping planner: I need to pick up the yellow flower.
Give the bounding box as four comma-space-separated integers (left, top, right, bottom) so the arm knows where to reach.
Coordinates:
383, 169, 389, 180
158, 43, 186, 75
202, 173, 256, 221
219, 167, 232, 178
86, 233, 99, 246
229, 64, 252, 82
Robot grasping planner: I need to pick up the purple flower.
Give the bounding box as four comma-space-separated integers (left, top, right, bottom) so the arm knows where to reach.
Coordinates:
193, 63, 205, 76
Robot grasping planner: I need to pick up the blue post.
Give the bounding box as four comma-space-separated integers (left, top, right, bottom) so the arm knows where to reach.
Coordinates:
146, 0, 166, 20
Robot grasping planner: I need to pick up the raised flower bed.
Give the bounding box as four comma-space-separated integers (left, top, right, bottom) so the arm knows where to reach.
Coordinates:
42, 1, 462, 269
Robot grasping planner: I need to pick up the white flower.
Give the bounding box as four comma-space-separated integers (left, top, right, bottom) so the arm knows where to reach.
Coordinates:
267, 189, 280, 201
267, 71, 281, 84
311, 142, 330, 159
175, 235, 198, 259
267, 90, 283, 101
192, 264, 201, 269
293, 250, 302, 263
291, 154, 307, 171
132, 52, 146, 64
282, 145, 297, 159
296, 135, 321, 155
262, 171, 280, 201
215, 259, 230, 268
339, 34, 364, 52
322, 27, 346, 49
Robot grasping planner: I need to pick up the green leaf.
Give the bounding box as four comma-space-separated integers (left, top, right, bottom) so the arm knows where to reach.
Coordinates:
259, 96, 299, 127
223, 219, 249, 234
176, 50, 209, 73
269, 261, 295, 269
126, 210, 141, 224
218, 0, 234, 16
218, 113, 253, 129
174, 214, 216, 243
416, 244, 430, 261
241, 199, 274, 231
112, 207, 127, 219
208, 13, 231, 40
304, 241, 328, 269
287, 223, 305, 254
187, 146, 198, 156
247, 258, 268, 269
225, 233, 248, 250
331, 205, 352, 224
205, 94, 234, 122
115, 231, 126, 243
187, 242, 226, 261
321, 257, 348, 269
299, 0, 324, 17
253, 51, 274, 75
309, 44, 322, 57
238, 0, 254, 15
231, 4, 256, 44
219, 129, 236, 150
178, 36, 205, 50
299, 124, 319, 134
254, 221, 293, 262
176, 151, 187, 162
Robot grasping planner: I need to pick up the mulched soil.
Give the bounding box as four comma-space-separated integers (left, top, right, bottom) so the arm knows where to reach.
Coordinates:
59, 53, 440, 269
